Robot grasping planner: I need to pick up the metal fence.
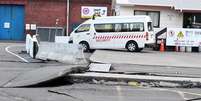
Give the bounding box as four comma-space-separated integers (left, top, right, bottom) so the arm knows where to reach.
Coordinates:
36, 27, 65, 42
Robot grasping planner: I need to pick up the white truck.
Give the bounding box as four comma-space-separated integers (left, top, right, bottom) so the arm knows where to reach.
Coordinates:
69, 15, 155, 52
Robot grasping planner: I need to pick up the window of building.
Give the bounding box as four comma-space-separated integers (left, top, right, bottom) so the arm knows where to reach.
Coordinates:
183, 13, 201, 28
134, 10, 160, 28
75, 24, 90, 33
94, 22, 144, 33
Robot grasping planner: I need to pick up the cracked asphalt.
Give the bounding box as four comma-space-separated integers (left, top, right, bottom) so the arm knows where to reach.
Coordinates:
0, 42, 201, 101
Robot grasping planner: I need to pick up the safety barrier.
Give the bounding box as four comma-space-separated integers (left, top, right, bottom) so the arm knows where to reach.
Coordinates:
26, 34, 87, 64
25, 34, 39, 58
35, 42, 87, 65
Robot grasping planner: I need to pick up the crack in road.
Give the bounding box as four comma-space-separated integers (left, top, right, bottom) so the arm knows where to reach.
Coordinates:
0, 60, 26, 63
48, 90, 84, 101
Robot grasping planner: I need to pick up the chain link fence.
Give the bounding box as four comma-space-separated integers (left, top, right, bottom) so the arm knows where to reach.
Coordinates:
36, 27, 65, 42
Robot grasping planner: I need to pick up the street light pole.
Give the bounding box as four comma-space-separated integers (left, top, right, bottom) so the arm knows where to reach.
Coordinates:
67, 0, 70, 36
55, 18, 59, 40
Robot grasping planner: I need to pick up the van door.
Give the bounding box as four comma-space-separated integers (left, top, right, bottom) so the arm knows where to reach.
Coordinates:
72, 24, 91, 45
91, 23, 115, 49
146, 22, 155, 44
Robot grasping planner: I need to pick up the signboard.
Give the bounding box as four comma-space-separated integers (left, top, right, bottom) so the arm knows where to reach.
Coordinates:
26, 24, 30, 30
4, 22, 10, 29
30, 24, 37, 30
166, 28, 201, 46
81, 6, 107, 18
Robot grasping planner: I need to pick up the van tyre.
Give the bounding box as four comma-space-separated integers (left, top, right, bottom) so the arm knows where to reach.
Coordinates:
79, 41, 90, 52
126, 41, 139, 52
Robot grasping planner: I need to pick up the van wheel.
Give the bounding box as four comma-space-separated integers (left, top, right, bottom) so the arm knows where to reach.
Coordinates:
126, 41, 139, 52
79, 41, 90, 52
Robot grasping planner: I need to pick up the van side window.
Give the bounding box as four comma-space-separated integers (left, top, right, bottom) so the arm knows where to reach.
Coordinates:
114, 24, 122, 32
122, 23, 144, 32
75, 24, 90, 33
95, 23, 144, 33
94, 24, 113, 32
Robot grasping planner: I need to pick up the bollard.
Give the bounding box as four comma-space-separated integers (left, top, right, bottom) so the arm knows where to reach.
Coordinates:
160, 39, 165, 52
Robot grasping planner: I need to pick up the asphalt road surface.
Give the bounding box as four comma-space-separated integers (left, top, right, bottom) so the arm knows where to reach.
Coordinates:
0, 42, 201, 101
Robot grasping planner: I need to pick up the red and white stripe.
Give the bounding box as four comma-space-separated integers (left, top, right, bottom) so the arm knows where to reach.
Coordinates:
96, 35, 146, 40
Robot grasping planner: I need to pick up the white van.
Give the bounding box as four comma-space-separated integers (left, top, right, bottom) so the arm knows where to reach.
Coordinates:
69, 15, 155, 52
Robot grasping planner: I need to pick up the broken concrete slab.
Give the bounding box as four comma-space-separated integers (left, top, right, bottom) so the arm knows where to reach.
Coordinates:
90, 50, 201, 68
89, 63, 111, 72
3, 65, 87, 88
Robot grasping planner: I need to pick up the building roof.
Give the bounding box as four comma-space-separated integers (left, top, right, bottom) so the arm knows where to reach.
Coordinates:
116, 0, 201, 11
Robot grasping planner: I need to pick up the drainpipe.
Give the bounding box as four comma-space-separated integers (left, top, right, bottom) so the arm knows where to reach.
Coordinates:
66, 0, 70, 36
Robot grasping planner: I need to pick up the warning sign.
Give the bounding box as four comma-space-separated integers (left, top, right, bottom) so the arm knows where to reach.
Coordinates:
177, 31, 184, 39
166, 28, 201, 46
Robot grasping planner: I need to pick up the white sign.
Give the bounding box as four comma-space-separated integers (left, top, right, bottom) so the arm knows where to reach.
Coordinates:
30, 24, 37, 30
26, 24, 30, 30
81, 6, 107, 18
4, 22, 10, 29
166, 28, 201, 46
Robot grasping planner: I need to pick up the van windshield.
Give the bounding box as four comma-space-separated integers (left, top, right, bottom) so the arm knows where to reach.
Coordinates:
148, 22, 153, 31
75, 24, 90, 33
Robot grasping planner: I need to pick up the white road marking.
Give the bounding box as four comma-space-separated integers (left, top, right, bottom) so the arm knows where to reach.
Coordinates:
116, 86, 124, 101
5, 45, 29, 63
149, 88, 201, 100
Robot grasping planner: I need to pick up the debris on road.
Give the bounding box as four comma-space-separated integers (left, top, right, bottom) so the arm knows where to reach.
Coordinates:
89, 63, 111, 72
70, 72, 201, 88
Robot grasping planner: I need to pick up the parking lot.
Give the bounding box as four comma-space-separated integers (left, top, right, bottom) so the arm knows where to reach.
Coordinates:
90, 49, 201, 68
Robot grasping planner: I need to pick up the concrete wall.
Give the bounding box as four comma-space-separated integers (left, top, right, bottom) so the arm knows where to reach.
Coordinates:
118, 5, 183, 35
0, 0, 26, 4
25, 0, 67, 27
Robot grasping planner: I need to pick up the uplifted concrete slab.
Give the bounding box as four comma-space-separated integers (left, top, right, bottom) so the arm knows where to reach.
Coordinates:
3, 65, 87, 88
90, 50, 201, 68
